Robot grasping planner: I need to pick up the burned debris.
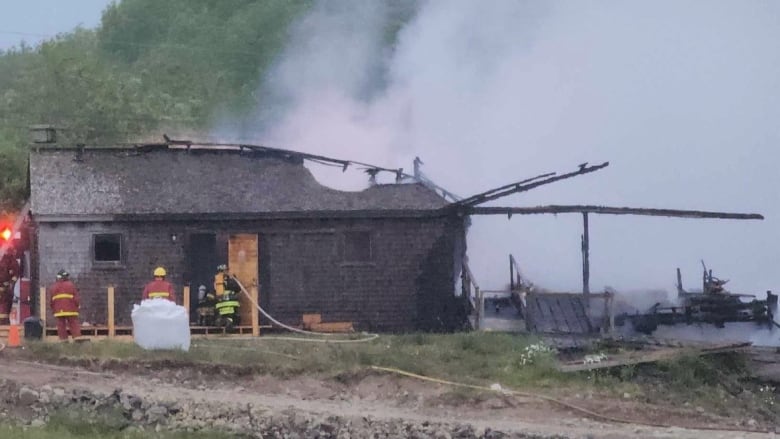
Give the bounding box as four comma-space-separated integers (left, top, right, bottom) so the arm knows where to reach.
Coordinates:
616, 262, 778, 335
454, 161, 769, 341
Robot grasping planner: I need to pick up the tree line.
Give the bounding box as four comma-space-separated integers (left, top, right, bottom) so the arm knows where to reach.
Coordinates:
0, 0, 313, 210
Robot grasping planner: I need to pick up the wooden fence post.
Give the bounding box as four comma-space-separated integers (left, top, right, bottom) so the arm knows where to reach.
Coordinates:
251, 285, 259, 337
107, 285, 115, 338
183, 286, 190, 320
39, 287, 46, 329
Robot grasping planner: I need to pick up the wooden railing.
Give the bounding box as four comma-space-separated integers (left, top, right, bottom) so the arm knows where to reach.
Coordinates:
38, 284, 262, 339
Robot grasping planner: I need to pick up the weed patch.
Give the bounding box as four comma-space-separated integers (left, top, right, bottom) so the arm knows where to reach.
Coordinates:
0, 417, 239, 439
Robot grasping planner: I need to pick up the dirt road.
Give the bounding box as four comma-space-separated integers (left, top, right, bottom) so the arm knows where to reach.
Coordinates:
0, 353, 775, 438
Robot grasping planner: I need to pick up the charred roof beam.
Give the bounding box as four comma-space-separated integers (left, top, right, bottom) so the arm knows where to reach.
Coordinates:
470, 205, 764, 220
453, 162, 609, 207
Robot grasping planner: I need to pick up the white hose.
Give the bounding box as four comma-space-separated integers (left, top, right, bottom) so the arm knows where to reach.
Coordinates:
230, 276, 379, 343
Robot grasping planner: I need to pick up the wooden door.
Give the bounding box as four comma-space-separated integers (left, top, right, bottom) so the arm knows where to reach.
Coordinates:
228, 234, 258, 326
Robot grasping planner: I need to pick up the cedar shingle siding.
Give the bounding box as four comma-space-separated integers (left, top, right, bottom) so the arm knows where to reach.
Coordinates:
29, 146, 468, 331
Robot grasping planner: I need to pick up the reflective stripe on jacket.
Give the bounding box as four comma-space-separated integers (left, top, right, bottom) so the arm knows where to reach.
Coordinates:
215, 300, 240, 315
142, 279, 176, 302
49, 280, 80, 319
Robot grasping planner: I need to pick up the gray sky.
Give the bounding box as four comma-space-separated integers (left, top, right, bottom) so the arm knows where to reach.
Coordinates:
0, 0, 113, 50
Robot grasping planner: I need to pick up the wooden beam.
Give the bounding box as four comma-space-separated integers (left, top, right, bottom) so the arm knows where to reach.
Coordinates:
454, 172, 556, 207
557, 342, 751, 372
581, 212, 590, 299
251, 285, 259, 337
183, 285, 190, 319
454, 162, 609, 207
39, 287, 46, 328
528, 291, 613, 299
471, 205, 764, 220
509, 255, 515, 291
107, 285, 115, 339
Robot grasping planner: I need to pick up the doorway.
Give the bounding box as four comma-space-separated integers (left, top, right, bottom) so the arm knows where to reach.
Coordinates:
188, 233, 217, 316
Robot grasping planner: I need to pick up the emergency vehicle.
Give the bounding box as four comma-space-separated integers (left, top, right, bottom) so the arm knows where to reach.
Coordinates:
0, 210, 33, 325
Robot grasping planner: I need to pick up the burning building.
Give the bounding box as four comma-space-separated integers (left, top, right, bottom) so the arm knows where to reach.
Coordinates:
27, 142, 469, 332
23, 135, 768, 338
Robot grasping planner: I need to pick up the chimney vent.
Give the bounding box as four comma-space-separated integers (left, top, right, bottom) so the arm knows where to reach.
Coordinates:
29, 125, 57, 144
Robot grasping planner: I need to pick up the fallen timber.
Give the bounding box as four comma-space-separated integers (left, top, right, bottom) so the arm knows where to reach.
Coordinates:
557, 340, 752, 373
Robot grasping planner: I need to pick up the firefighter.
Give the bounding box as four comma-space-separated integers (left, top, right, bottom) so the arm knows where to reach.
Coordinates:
142, 266, 176, 302
214, 264, 227, 298
195, 284, 216, 326
0, 281, 9, 324
214, 264, 241, 297
214, 264, 241, 328
215, 289, 241, 328
49, 269, 81, 341
0, 248, 20, 282
0, 249, 20, 324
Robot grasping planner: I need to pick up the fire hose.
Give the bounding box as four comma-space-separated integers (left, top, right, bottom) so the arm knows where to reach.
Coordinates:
370, 366, 773, 434
230, 275, 378, 343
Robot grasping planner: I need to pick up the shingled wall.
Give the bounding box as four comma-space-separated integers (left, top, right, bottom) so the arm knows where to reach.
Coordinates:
35, 216, 468, 332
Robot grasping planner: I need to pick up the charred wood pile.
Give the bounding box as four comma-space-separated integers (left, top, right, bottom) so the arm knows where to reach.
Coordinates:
616, 262, 778, 335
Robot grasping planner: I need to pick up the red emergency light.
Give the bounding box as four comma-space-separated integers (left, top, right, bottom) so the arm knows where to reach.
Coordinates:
0, 227, 11, 241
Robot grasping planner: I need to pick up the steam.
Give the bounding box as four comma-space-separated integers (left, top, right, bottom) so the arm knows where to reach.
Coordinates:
222, 1, 780, 298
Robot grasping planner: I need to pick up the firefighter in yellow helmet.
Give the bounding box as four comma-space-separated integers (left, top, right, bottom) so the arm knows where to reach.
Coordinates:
213, 264, 240, 328
142, 266, 176, 302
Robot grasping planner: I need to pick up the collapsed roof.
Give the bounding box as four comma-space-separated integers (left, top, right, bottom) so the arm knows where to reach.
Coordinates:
29, 145, 448, 220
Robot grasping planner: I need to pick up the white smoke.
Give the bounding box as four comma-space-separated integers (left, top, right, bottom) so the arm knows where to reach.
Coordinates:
227, 0, 780, 299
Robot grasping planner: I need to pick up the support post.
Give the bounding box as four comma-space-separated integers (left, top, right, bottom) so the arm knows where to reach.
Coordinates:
509, 255, 515, 290
183, 285, 190, 320
107, 285, 115, 338
602, 290, 614, 334
39, 287, 46, 328
251, 285, 259, 336
581, 212, 590, 302
461, 262, 470, 298
676, 268, 683, 295
475, 286, 483, 330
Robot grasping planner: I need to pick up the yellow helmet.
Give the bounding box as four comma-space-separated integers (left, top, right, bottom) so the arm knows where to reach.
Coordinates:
153, 267, 167, 277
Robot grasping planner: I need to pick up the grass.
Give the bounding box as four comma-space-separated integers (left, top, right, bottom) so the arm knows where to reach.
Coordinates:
0, 414, 240, 439
22, 333, 568, 388
20, 333, 775, 419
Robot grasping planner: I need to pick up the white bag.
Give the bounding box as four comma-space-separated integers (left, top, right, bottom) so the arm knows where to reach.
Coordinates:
131, 299, 190, 351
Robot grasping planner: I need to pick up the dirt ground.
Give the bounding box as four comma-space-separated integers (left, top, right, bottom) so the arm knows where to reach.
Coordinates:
0, 350, 777, 439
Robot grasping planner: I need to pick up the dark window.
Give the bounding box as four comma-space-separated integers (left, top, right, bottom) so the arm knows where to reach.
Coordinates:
94, 234, 122, 262
344, 231, 371, 261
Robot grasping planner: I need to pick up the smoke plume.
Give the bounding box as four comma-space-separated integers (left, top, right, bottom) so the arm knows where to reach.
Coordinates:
223, 0, 780, 298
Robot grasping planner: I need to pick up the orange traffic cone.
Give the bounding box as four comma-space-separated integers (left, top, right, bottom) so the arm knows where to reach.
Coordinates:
7, 324, 20, 348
